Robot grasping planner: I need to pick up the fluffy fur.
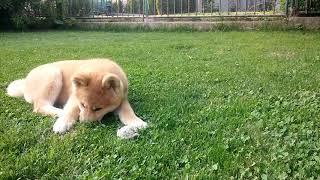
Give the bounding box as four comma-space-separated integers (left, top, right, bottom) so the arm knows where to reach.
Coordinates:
7, 59, 147, 139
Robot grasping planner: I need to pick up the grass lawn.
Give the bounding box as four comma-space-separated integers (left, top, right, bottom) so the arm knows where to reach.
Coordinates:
0, 30, 320, 179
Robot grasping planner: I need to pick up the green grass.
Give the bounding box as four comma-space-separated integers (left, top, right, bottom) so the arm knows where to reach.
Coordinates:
0, 30, 320, 179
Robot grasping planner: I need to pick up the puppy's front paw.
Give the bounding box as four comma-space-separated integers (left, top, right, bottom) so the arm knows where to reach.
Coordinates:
117, 126, 139, 139
53, 117, 72, 134
117, 120, 148, 139
133, 118, 148, 129
133, 119, 148, 129
55, 110, 65, 118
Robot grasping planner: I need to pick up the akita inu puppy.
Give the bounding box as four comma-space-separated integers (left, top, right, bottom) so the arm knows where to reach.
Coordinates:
7, 59, 147, 139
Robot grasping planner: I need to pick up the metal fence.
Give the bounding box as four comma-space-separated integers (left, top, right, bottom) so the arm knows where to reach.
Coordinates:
62, 0, 320, 18
62, 0, 286, 18
289, 0, 320, 16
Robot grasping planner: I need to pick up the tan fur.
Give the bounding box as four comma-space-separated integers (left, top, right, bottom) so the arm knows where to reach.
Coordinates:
7, 59, 147, 138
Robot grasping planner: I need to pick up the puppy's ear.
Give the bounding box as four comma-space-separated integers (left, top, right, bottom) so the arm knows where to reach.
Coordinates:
102, 73, 123, 95
72, 74, 89, 87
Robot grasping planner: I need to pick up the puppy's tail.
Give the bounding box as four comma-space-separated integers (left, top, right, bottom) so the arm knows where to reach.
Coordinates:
7, 79, 25, 97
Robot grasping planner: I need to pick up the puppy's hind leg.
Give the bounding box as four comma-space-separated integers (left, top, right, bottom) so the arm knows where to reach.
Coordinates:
116, 100, 148, 139
24, 66, 64, 117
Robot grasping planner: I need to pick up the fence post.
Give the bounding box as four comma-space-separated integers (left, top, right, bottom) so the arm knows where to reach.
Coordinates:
56, 0, 63, 20
143, 0, 145, 21
196, 0, 198, 16
264, 0, 266, 15
305, 0, 308, 14
154, 0, 156, 15
245, 0, 247, 15
227, 0, 230, 15
254, 0, 256, 15
219, 0, 221, 15
127, 0, 129, 16
273, 0, 276, 14
167, 0, 169, 16
139, 0, 141, 17
181, 0, 182, 16
227, 0, 229, 15
174, 0, 176, 15
188, 0, 190, 16
145, 0, 149, 17
131, 0, 133, 16
117, 0, 119, 17
285, 0, 289, 17
161, 0, 163, 16
91, 0, 93, 17
236, 0, 238, 16
202, 0, 204, 14
211, 0, 213, 15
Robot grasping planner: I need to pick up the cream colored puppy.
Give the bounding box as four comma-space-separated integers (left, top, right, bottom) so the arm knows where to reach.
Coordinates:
7, 59, 147, 139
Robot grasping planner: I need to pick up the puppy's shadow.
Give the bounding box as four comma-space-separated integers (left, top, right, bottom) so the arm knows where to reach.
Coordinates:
100, 112, 120, 127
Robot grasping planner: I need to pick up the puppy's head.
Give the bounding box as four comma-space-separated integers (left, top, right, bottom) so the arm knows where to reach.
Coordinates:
72, 72, 124, 122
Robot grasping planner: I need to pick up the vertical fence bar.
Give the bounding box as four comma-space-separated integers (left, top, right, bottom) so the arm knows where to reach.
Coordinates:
292, 0, 295, 16
72, 0, 74, 16
161, 0, 162, 16
167, 0, 169, 16
188, 0, 190, 15
121, 0, 124, 16
245, 0, 247, 15
236, 0, 238, 15
254, 0, 256, 15
131, 0, 133, 16
68, 0, 70, 16
153, 0, 156, 15
227, 0, 229, 15
195, 0, 199, 16
219, 0, 221, 15
100, 0, 102, 16
273, 0, 276, 14
111, 0, 113, 17
181, 0, 182, 16
200, 0, 202, 15
286, 0, 290, 17
127, 0, 129, 16
174, 0, 176, 15
305, 0, 308, 14
117, 0, 119, 17
203, 0, 205, 15
139, 0, 141, 16
70, 0, 72, 16
263, 0, 266, 15
70, 0, 74, 16
91, 0, 93, 17
142, 0, 145, 21
211, 0, 213, 15
196, 0, 198, 16
201, 0, 203, 15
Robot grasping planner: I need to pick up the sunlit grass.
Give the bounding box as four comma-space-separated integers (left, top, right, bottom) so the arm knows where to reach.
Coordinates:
0, 30, 320, 179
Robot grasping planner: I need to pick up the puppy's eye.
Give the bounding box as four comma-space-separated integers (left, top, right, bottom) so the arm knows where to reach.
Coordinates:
93, 107, 102, 112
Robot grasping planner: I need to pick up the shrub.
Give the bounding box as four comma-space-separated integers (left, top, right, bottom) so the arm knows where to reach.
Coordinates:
0, 0, 63, 30
64, 17, 77, 28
